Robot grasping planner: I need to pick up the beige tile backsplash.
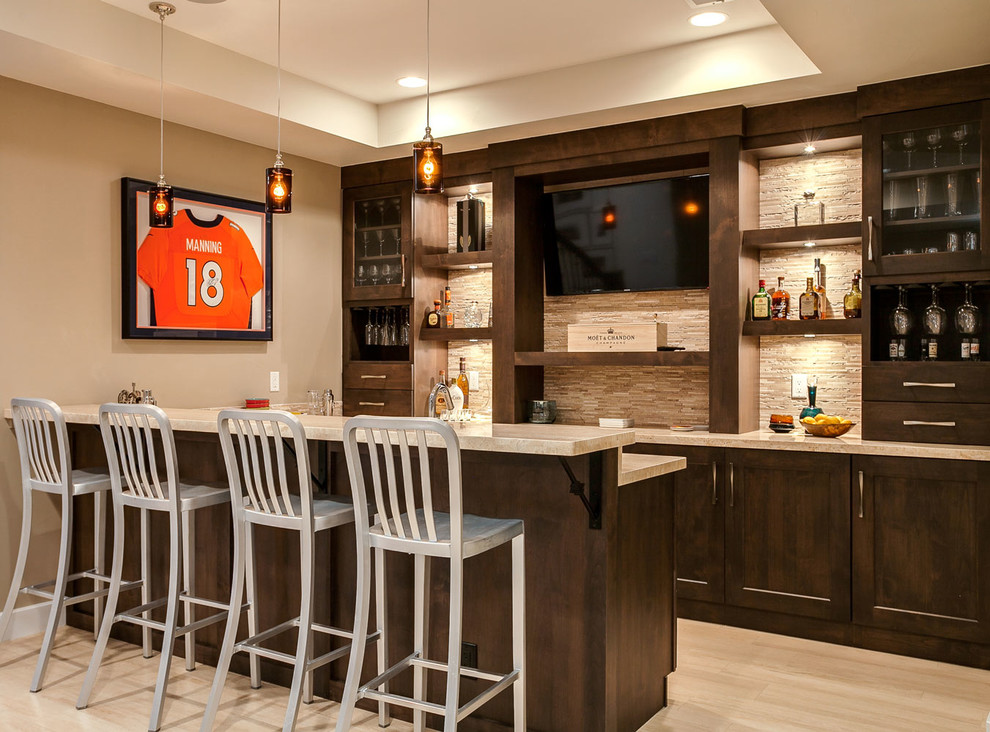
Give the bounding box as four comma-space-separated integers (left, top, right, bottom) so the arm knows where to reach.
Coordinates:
759, 149, 862, 228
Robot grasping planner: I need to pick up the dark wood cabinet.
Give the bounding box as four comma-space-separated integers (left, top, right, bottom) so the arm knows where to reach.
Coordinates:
852, 455, 990, 642
343, 183, 413, 302
724, 449, 851, 621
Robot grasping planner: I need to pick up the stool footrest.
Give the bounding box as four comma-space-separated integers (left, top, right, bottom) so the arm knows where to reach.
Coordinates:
21, 572, 142, 606
115, 593, 228, 636
233, 619, 382, 668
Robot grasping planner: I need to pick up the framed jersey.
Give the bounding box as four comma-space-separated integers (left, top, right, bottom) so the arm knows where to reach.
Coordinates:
121, 177, 273, 341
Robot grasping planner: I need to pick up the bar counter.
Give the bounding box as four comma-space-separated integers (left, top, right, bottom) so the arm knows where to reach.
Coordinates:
39, 405, 685, 732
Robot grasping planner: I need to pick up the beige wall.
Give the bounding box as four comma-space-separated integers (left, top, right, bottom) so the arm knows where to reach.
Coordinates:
0, 77, 342, 602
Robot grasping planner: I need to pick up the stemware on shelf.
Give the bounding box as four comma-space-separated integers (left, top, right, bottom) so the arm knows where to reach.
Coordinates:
377, 230, 385, 256
885, 179, 899, 221
355, 264, 366, 287
375, 200, 386, 226
925, 128, 942, 168
921, 285, 947, 361
400, 308, 410, 346
889, 286, 913, 361
901, 132, 916, 169
955, 283, 982, 361
946, 172, 962, 216
369, 264, 380, 285
361, 231, 371, 258
914, 176, 930, 219
381, 263, 393, 285
964, 231, 979, 251
951, 124, 971, 165
359, 201, 371, 228
365, 308, 376, 346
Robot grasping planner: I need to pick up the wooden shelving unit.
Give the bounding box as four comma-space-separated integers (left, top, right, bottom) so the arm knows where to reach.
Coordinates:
514, 351, 710, 367
742, 319, 864, 336
420, 250, 495, 270
741, 221, 862, 250
419, 327, 492, 341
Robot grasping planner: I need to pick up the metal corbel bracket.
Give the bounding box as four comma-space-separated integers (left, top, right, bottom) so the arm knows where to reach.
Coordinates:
558, 455, 602, 530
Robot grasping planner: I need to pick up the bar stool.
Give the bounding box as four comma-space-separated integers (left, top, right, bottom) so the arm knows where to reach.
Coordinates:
337, 416, 526, 732
0, 397, 126, 692
201, 409, 385, 731
76, 403, 231, 732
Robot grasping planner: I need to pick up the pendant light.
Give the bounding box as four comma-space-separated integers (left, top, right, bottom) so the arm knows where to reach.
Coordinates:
413, 0, 443, 194
149, 2, 176, 228
265, 0, 292, 213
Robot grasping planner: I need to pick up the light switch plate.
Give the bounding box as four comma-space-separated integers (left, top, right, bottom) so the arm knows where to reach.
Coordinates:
467, 371, 480, 390
269, 371, 280, 392
791, 373, 807, 399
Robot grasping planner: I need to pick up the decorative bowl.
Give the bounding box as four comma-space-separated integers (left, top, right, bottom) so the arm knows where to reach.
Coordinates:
802, 421, 855, 438
768, 422, 795, 434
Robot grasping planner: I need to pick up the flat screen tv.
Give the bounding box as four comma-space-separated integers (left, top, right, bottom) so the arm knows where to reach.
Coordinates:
542, 174, 709, 296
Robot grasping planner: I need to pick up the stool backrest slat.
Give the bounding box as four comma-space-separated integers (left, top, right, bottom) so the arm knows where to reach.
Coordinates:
10, 399, 69, 493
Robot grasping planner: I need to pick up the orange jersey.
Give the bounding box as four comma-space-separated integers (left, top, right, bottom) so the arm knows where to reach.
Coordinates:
137, 210, 264, 329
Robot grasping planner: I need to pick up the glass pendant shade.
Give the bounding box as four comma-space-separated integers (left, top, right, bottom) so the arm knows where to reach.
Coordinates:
149, 183, 174, 228
413, 132, 443, 194
266, 165, 292, 213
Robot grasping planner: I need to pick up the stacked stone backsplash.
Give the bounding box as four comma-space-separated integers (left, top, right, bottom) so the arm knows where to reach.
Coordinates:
543, 290, 710, 426
758, 149, 863, 427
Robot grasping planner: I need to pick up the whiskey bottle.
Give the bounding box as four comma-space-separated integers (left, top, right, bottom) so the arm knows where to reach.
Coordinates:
434, 370, 449, 416
443, 285, 455, 328
752, 280, 771, 321
842, 269, 863, 319
799, 277, 820, 320
426, 300, 441, 328
813, 258, 828, 319
771, 276, 790, 319
455, 356, 470, 408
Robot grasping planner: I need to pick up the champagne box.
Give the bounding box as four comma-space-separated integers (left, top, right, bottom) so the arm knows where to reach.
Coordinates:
567, 322, 668, 352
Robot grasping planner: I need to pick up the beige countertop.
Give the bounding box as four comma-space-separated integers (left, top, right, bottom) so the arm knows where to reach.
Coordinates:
634, 427, 990, 462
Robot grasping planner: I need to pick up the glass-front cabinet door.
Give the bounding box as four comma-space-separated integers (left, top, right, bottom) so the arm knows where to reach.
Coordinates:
863, 101, 987, 276
343, 183, 412, 301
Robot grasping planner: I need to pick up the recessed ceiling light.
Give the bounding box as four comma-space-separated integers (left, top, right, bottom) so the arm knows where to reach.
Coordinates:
187, 0, 227, 4
689, 11, 727, 26
397, 76, 427, 88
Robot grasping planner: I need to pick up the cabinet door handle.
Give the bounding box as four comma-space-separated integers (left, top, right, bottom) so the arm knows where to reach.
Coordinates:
902, 381, 955, 388
866, 215, 874, 261
360, 374, 388, 380
729, 462, 735, 507
858, 470, 864, 519
401, 254, 407, 288
358, 401, 386, 407
711, 461, 718, 506
902, 420, 956, 427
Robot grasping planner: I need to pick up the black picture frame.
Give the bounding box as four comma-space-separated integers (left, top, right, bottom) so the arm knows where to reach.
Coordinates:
121, 177, 273, 341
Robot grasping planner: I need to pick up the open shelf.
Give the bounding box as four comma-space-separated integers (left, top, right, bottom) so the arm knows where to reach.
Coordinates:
420, 250, 494, 271
743, 319, 864, 337
514, 351, 709, 367
420, 327, 492, 341
883, 213, 979, 229
883, 163, 979, 180
741, 221, 861, 250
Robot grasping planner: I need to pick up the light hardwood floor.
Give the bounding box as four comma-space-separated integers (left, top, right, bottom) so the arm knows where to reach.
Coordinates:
0, 620, 987, 730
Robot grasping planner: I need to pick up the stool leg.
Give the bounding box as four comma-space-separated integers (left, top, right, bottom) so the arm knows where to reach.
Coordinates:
200, 514, 247, 731
443, 556, 463, 732
511, 534, 526, 732
334, 542, 371, 732
182, 510, 196, 672
285, 527, 315, 730
30, 491, 73, 692
375, 547, 390, 727
412, 553, 430, 732
244, 522, 261, 689
0, 489, 33, 645
77, 497, 127, 710
93, 490, 107, 640
148, 509, 183, 732
141, 508, 152, 658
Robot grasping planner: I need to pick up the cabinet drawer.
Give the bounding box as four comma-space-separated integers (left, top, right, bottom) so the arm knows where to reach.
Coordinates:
862, 401, 990, 445
343, 388, 413, 417
864, 364, 990, 404
343, 363, 413, 391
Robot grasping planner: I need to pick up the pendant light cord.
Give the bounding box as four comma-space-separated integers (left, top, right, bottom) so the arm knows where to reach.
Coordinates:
425, 0, 431, 133
276, 0, 282, 162
158, 8, 165, 184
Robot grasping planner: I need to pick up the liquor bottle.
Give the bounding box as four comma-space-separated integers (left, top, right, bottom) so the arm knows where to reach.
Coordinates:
426, 300, 441, 328
448, 375, 465, 412
455, 357, 470, 408
443, 286, 455, 328
771, 276, 790, 320
752, 280, 771, 321
843, 269, 863, 319
921, 285, 946, 361
954, 283, 981, 361
434, 370, 449, 416
813, 258, 828, 319
799, 277, 820, 320
889, 286, 912, 360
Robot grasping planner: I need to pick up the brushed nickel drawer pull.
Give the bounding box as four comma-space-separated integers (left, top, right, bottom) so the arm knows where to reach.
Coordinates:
729, 462, 734, 508
902, 381, 955, 388
902, 420, 956, 427
866, 215, 874, 261
359, 402, 386, 407
711, 461, 718, 506
360, 374, 388, 379
858, 470, 864, 519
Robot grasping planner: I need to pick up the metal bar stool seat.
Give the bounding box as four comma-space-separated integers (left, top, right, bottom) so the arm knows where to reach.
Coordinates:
200, 409, 384, 732
76, 403, 231, 732
337, 416, 526, 732
0, 398, 125, 693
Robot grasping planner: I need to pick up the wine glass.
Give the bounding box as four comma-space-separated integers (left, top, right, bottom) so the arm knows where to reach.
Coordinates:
901, 132, 916, 169
358, 201, 371, 229
385, 308, 397, 346
369, 264, 380, 285
390, 227, 401, 255
375, 308, 386, 345
885, 179, 899, 221
364, 308, 376, 345
946, 172, 962, 216
355, 264, 366, 287
360, 231, 371, 258
400, 307, 410, 345
387, 198, 401, 226
375, 199, 386, 226
381, 263, 393, 285
377, 230, 386, 256
926, 128, 942, 168
914, 176, 930, 219
951, 124, 971, 165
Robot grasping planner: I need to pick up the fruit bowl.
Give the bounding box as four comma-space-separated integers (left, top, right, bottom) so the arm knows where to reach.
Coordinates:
802, 421, 855, 438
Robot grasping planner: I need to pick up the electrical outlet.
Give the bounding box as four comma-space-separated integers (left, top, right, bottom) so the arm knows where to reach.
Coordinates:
467, 371, 480, 390
269, 371, 280, 392
461, 641, 478, 669
791, 373, 807, 399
